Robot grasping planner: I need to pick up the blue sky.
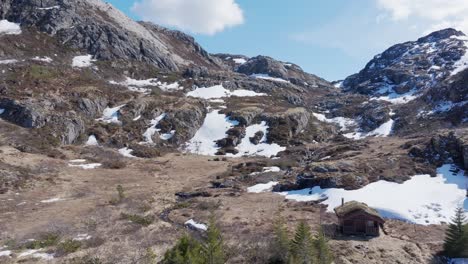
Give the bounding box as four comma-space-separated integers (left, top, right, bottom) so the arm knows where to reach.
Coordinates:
107, 0, 468, 81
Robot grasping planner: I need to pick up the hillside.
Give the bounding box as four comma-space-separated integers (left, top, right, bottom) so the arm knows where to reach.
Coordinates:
0, 0, 466, 263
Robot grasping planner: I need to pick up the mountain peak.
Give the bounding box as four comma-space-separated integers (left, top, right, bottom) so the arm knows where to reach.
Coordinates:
417, 28, 465, 43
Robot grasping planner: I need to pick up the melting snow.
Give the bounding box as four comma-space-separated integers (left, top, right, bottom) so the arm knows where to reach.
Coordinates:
452, 40, 468, 76
97, 105, 125, 124
0, 250, 11, 257
160, 130, 176, 140
68, 163, 102, 170
40, 197, 64, 203
72, 55, 95, 68
185, 219, 207, 231
233, 58, 247, 64
32, 56, 53, 63
142, 113, 166, 143
186, 110, 239, 155
313, 113, 356, 131
18, 249, 54, 260
263, 166, 281, 173
119, 147, 136, 158
187, 85, 266, 99
278, 164, 467, 225
227, 121, 286, 158
85, 135, 98, 146
0, 108, 4, 115
0, 59, 18, 64
247, 181, 279, 193
110, 77, 182, 93
37, 5, 60, 10
251, 74, 290, 83
0, 20, 21, 35
73, 234, 92, 241
344, 119, 394, 140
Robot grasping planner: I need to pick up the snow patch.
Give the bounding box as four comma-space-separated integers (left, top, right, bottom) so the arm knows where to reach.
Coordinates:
97, 105, 125, 124
143, 113, 166, 143
0, 250, 11, 257
344, 119, 394, 140
0, 20, 21, 35
0, 108, 4, 115
72, 55, 95, 68
185, 219, 207, 231
187, 85, 266, 99
312, 113, 356, 131
32, 56, 53, 63
452, 40, 468, 76
119, 147, 136, 158
85, 135, 98, 146
263, 166, 281, 173
37, 5, 60, 10
40, 197, 64, 203
73, 234, 92, 241
233, 58, 247, 64
227, 121, 286, 158
278, 164, 467, 225
247, 181, 278, 193
0, 59, 18, 64
110, 77, 182, 93
160, 130, 176, 140
18, 249, 54, 260
251, 74, 290, 83
68, 163, 102, 170
186, 110, 239, 155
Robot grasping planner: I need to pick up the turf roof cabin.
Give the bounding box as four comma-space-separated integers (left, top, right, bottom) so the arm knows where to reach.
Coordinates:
334, 201, 385, 236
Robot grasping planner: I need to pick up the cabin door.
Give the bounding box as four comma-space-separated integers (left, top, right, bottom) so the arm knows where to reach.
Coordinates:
355, 220, 366, 233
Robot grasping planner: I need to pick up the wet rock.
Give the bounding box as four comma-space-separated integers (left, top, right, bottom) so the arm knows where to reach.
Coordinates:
249, 131, 264, 145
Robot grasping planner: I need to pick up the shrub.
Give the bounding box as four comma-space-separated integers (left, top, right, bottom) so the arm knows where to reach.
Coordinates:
57, 239, 82, 255
121, 213, 154, 226
162, 216, 226, 264
289, 221, 316, 264
25, 233, 60, 249
269, 214, 290, 263
102, 159, 127, 169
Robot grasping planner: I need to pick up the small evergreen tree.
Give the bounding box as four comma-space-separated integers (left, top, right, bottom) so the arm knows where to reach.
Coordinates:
313, 228, 333, 264
443, 207, 468, 258
161, 235, 204, 264
201, 216, 226, 264
269, 214, 290, 264
289, 221, 316, 264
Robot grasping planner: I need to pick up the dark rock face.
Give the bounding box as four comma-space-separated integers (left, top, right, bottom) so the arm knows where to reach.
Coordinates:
408, 132, 468, 168
343, 28, 467, 97
0, 0, 222, 71
0, 98, 46, 128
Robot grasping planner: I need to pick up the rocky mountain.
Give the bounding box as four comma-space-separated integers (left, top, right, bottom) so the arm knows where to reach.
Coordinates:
0, 0, 223, 71
0, 0, 467, 263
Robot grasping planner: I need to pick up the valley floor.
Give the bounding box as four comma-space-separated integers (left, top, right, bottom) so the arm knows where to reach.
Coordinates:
0, 145, 450, 263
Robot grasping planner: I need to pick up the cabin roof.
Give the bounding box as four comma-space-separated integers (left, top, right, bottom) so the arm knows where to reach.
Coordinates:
334, 201, 384, 222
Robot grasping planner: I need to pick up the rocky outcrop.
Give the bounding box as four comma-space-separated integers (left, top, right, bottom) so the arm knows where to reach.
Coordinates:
261, 108, 310, 145
237, 55, 332, 89
1, 0, 222, 71
0, 98, 46, 128
343, 28, 467, 97
407, 131, 468, 169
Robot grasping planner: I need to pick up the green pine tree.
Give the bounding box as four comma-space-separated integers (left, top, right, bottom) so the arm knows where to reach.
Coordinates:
313, 227, 333, 264
161, 234, 204, 264
201, 216, 226, 264
289, 221, 316, 264
443, 207, 468, 258
269, 213, 290, 264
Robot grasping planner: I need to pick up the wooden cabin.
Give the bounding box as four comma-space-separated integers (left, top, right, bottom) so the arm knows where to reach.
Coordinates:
334, 201, 385, 236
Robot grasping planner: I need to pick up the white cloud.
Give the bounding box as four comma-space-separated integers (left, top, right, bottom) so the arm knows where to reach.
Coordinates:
131, 0, 244, 35
376, 0, 468, 33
